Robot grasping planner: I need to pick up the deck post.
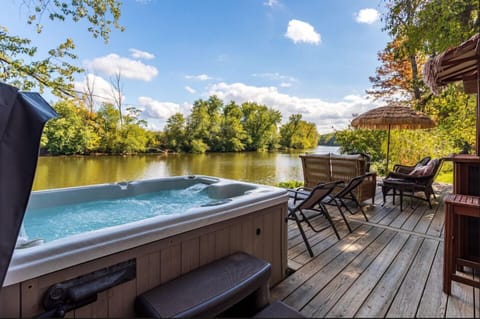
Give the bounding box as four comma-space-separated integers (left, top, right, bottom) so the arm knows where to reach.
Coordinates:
476, 54, 480, 156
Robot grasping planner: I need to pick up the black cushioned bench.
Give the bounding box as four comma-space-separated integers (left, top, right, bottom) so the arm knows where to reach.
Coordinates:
135, 252, 272, 318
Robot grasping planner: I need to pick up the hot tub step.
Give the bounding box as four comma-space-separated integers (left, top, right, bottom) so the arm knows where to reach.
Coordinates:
135, 252, 271, 318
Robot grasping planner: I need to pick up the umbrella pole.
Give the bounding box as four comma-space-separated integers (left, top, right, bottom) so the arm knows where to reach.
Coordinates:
386, 125, 391, 175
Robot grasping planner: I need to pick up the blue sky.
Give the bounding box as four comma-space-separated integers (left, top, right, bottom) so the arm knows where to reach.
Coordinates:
2, 0, 390, 133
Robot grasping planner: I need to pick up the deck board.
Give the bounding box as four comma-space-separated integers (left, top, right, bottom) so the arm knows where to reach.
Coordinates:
416, 242, 447, 317
271, 224, 372, 301
386, 238, 438, 317
272, 183, 478, 318
325, 232, 410, 318
303, 229, 397, 317
284, 227, 384, 311
354, 235, 424, 318
446, 281, 475, 317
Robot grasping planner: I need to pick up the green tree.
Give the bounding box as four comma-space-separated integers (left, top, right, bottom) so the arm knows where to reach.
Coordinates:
0, 31, 81, 96
280, 114, 319, 149
425, 85, 476, 154
318, 132, 338, 146
204, 96, 223, 149
241, 102, 281, 151
148, 131, 165, 152
43, 101, 153, 155
279, 114, 301, 148
185, 96, 222, 153
117, 106, 151, 154
124, 106, 147, 126
336, 128, 385, 165
95, 103, 153, 154
369, 0, 430, 109
117, 124, 151, 154
218, 101, 247, 152
347, 0, 479, 176
96, 103, 121, 153
1, 0, 123, 96
189, 139, 209, 154
373, 0, 478, 109
164, 113, 187, 152
43, 101, 99, 154
295, 121, 319, 149
416, 0, 478, 55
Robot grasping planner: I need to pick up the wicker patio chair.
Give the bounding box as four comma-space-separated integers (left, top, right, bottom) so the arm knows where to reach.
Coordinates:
392, 156, 431, 174
382, 158, 443, 210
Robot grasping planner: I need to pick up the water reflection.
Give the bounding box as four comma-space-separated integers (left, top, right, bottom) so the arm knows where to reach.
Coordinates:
32, 146, 339, 190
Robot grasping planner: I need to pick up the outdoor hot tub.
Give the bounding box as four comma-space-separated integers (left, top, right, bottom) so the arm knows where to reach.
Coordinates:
0, 175, 288, 317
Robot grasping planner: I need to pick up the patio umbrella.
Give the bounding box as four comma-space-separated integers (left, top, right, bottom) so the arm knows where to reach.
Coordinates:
351, 104, 435, 174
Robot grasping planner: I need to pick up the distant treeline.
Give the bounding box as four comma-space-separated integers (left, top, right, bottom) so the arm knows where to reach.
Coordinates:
41, 95, 320, 155
318, 132, 337, 146
162, 96, 319, 153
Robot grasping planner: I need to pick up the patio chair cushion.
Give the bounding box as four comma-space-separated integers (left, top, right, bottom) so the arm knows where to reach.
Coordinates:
409, 159, 436, 176
393, 156, 431, 175
409, 165, 428, 176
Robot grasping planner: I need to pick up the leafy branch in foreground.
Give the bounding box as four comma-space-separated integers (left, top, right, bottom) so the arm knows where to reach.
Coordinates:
0, 28, 81, 96
2, 0, 124, 97
23, 0, 124, 42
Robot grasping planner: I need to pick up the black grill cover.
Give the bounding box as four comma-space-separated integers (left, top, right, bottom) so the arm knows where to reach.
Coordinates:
0, 82, 57, 288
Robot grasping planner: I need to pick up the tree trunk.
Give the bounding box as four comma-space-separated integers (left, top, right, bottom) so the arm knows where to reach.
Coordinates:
409, 54, 422, 110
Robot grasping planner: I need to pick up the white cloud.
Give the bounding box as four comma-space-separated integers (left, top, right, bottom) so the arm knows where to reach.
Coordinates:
185, 74, 212, 81
85, 54, 158, 81
355, 8, 380, 24
264, 0, 279, 7
285, 19, 321, 45
208, 82, 380, 133
129, 48, 155, 60
137, 96, 181, 120
137, 98, 192, 130
73, 73, 121, 106
185, 86, 196, 94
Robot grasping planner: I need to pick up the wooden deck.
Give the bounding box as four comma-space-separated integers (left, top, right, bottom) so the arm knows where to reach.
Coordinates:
272, 183, 480, 318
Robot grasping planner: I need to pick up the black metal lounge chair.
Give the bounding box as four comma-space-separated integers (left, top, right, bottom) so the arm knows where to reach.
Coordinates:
287, 181, 343, 257
323, 172, 375, 230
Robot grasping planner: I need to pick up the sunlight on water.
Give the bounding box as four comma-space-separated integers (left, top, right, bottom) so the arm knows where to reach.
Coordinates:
23, 184, 211, 243
33, 146, 341, 190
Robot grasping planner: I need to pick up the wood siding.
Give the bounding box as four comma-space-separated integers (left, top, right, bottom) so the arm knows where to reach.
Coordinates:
0, 203, 287, 318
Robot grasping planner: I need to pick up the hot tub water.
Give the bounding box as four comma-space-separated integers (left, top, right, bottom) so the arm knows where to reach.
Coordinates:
5, 176, 288, 288
23, 183, 212, 242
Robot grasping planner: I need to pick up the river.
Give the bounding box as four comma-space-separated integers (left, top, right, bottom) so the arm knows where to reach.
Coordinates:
32, 145, 340, 190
